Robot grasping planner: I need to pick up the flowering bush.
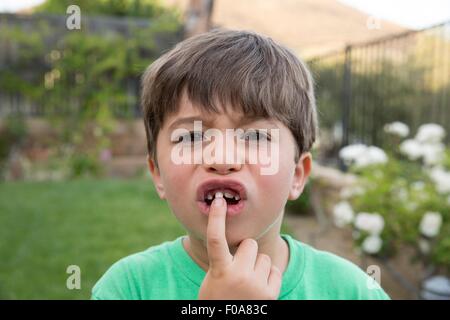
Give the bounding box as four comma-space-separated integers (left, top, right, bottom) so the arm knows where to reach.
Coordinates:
333, 122, 450, 272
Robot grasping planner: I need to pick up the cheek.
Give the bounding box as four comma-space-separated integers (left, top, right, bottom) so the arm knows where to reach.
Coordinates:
159, 164, 203, 233
255, 163, 294, 212
158, 153, 194, 206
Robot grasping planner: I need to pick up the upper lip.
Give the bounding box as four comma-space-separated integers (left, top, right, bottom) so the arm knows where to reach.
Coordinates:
196, 179, 248, 201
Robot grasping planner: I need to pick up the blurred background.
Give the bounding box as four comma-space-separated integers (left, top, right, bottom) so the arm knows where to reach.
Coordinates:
0, 0, 449, 300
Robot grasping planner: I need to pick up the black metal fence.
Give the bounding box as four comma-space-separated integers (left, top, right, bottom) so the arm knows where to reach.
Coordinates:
309, 21, 450, 152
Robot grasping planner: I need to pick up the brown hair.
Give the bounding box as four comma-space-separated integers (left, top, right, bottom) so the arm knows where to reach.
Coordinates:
141, 28, 318, 163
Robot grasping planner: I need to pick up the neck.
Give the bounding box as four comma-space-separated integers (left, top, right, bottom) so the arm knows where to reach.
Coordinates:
182, 216, 290, 274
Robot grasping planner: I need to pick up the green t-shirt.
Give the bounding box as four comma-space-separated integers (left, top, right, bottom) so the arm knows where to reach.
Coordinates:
91, 234, 390, 300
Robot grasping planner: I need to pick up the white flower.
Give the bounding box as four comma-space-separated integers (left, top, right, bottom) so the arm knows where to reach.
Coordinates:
339, 144, 388, 168
339, 144, 367, 165
428, 167, 450, 194
421, 143, 445, 166
355, 212, 385, 235
398, 124, 446, 165
384, 121, 409, 137
400, 139, 422, 160
333, 201, 354, 227
415, 124, 446, 144
364, 146, 388, 166
362, 235, 383, 254
419, 211, 442, 238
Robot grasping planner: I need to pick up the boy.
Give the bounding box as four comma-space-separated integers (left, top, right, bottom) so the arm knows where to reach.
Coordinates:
92, 29, 390, 300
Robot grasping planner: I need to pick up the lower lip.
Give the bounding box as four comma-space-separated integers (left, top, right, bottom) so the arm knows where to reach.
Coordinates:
197, 200, 246, 216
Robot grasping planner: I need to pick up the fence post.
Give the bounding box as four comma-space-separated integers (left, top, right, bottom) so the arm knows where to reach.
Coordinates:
342, 45, 352, 148
339, 45, 352, 171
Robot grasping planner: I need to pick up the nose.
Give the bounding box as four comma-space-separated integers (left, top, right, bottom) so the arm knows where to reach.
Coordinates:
205, 161, 243, 175
201, 127, 245, 174
203, 140, 244, 175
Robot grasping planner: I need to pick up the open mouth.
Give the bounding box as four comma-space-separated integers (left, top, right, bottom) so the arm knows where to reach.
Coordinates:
196, 179, 247, 216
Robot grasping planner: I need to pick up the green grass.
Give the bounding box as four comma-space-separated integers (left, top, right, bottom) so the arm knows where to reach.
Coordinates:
0, 178, 293, 299
0, 178, 185, 299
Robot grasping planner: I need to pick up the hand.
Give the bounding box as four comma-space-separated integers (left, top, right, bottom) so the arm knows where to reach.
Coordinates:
198, 192, 282, 300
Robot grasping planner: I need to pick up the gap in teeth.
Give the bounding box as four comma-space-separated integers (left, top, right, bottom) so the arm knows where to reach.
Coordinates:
205, 189, 240, 201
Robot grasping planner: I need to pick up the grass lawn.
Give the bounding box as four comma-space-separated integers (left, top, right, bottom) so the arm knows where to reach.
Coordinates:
0, 178, 185, 299
0, 178, 292, 299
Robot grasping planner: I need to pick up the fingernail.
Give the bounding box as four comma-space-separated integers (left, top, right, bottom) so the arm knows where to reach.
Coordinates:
214, 192, 223, 207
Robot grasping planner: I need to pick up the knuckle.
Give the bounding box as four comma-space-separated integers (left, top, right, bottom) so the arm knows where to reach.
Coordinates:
207, 236, 222, 247
236, 267, 254, 280
236, 269, 251, 281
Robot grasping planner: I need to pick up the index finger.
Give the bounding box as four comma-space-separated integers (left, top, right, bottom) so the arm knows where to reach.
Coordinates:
206, 192, 232, 269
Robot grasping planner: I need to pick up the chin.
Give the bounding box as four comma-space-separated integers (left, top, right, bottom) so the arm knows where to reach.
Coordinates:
224, 230, 259, 246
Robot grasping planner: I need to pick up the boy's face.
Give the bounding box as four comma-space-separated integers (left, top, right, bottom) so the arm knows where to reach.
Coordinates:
148, 92, 312, 247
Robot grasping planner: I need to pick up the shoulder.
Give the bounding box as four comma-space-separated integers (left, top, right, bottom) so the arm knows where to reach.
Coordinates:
285, 235, 390, 300
91, 238, 178, 300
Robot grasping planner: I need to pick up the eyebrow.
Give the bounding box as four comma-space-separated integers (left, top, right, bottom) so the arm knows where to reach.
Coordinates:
168, 115, 279, 130
168, 116, 212, 130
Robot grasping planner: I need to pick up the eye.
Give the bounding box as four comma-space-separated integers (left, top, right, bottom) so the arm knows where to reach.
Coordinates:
176, 131, 204, 144
242, 130, 271, 142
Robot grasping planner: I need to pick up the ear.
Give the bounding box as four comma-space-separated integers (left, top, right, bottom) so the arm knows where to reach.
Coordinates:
288, 152, 312, 200
147, 155, 166, 200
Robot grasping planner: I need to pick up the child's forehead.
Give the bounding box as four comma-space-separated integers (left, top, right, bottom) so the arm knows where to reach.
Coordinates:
167, 103, 278, 130
166, 93, 277, 129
